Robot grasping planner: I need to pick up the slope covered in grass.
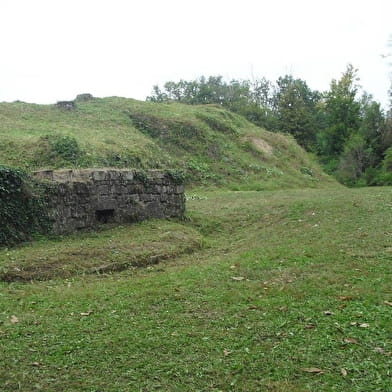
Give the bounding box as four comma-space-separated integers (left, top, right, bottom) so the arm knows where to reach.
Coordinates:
0, 96, 335, 189
0, 187, 391, 391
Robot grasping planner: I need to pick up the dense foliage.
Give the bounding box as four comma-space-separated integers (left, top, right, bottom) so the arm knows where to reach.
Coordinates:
0, 166, 50, 246
148, 66, 392, 186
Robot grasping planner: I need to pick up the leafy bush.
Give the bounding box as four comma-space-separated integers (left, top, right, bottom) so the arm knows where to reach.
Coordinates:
186, 159, 210, 181
133, 170, 149, 184
321, 158, 339, 175
0, 166, 50, 246
372, 149, 392, 185
50, 135, 82, 160
32, 135, 85, 168
382, 146, 392, 172
164, 169, 185, 185
376, 171, 392, 185
363, 167, 381, 186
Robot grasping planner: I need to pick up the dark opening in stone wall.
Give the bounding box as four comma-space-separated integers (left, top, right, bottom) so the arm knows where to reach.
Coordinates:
96, 209, 115, 224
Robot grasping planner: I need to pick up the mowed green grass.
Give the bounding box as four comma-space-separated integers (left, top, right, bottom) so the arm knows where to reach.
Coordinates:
0, 221, 202, 282
0, 186, 391, 391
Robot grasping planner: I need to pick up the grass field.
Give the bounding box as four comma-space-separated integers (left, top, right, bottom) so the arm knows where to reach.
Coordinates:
1, 186, 391, 391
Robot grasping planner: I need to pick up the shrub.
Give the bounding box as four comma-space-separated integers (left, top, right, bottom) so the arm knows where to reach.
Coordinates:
0, 166, 50, 246
382, 147, 392, 172
50, 135, 82, 160
165, 169, 185, 185
133, 170, 149, 184
363, 167, 381, 186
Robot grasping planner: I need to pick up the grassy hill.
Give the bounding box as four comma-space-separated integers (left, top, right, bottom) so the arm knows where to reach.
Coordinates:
0, 96, 335, 190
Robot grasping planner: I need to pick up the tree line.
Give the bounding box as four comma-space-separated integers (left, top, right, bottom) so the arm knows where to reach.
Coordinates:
147, 66, 392, 186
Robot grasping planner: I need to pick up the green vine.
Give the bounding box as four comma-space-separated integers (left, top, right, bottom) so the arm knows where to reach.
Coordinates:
0, 166, 50, 246
164, 169, 185, 185
133, 170, 150, 185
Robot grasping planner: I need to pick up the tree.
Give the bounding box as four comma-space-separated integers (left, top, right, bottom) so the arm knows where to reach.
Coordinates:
359, 95, 386, 165
318, 64, 361, 157
272, 75, 320, 150
336, 134, 372, 185
147, 76, 277, 129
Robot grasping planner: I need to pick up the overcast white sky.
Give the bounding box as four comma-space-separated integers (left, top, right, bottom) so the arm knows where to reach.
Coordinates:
1, 0, 391, 107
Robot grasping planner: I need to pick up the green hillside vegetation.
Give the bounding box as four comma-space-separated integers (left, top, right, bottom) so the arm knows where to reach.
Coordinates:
148, 70, 392, 187
0, 97, 335, 190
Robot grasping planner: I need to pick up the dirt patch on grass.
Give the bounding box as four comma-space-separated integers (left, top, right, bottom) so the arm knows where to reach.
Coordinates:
248, 137, 273, 156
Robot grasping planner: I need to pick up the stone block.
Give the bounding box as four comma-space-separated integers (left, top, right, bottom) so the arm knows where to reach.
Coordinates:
92, 170, 108, 181
123, 172, 134, 181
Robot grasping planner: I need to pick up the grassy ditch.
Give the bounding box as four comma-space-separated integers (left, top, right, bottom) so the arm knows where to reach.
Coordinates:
0, 221, 202, 281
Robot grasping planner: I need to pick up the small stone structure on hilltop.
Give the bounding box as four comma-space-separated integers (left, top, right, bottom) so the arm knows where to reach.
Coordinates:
34, 169, 185, 234
55, 101, 76, 110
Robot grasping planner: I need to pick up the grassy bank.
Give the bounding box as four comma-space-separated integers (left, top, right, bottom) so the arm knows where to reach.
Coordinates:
0, 186, 391, 391
0, 97, 335, 190
0, 220, 202, 282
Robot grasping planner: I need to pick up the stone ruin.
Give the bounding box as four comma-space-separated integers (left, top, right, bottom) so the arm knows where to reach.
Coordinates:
75, 93, 94, 102
56, 101, 76, 110
33, 169, 185, 235
55, 94, 93, 110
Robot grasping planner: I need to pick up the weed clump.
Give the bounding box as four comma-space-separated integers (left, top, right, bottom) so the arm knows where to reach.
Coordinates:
33, 134, 85, 167
49, 135, 82, 160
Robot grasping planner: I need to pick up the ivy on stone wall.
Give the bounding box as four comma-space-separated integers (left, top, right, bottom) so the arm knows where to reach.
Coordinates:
164, 169, 185, 185
0, 166, 50, 246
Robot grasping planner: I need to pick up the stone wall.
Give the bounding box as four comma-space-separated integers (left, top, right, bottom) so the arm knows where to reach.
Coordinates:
33, 169, 185, 234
